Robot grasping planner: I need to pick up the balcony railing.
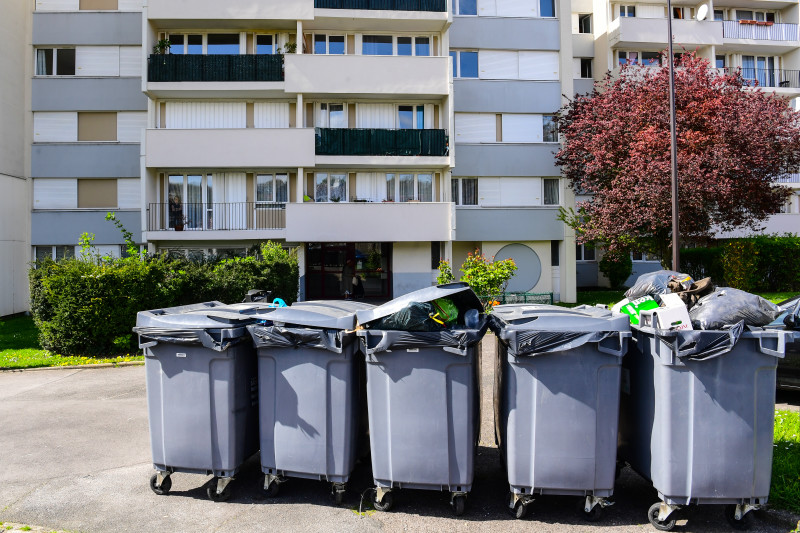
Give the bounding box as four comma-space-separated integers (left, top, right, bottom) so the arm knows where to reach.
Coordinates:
148, 202, 286, 231
722, 20, 798, 41
147, 54, 284, 83
315, 128, 448, 156
315, 0, 446, 12
778, 173, 800, 183
717, 68, 800, 88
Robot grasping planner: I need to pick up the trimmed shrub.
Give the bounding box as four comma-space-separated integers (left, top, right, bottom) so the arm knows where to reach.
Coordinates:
599, 249, 633, 289
680, 246, 725, 284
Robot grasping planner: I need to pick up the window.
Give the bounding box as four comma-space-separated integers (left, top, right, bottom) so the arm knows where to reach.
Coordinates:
35, 48, 75, 76
453, 0, 477, 15
384, 172, 433, 202
398, 105, 425, 129
540, 0, 555, 17
207, 34, 240, 55
578, 14, 592, 34
580, 58, 593, 78
713, 9, 724, 21
632, 251, 659, 262
319, 103, 346, 128
618, 51, 637, 66
642, 52, 661, 67
542, 115, 558, 142
543, 178, 559, 205
386, 173, 395, 201
452, 178, 478, 206
431, 242, 442, 270
619, 5, 636, 17
78, 112, 117, 142
672, 7, 685, 19
78, 179, 117, 208
314, 34, 345, 55
551, 241, 560, 266
256, 174, 288, 203
396, 36, 431, 57
451, 50, 478, 78
315, 173, 347, 202
362, 35, 393, 56
715, 55, 726, 69
168, 34, 202, 54
256, 35, 275, 55
35, 246, 75, 262
576, 243, 596, 261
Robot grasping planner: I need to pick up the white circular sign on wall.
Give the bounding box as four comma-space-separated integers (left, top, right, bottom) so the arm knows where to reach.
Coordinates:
494, 243, 541, 293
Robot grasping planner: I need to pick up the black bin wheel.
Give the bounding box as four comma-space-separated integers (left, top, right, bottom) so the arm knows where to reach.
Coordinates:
207, 480, 232, 502
149, 473, 171, 496
263, 479, 280, 498
452, 494, 466, 516
333, 490, 344, 505
724, 505, 752, 530
513, 500, 528, 519
582, 503, 603, 522
374, 491, 394, 512
648, 502, 676, 531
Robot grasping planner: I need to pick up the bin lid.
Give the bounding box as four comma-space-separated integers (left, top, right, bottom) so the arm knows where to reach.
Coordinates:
355, 283, 483, 325
135, 301, 263, 330
255, 300, 373, 330
491, 304, 630, 332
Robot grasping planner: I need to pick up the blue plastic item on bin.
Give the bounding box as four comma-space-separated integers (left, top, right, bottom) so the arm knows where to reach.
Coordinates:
489, 304, 631, 521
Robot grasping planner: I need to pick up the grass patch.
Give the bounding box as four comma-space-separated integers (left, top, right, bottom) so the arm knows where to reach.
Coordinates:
558, 290, 627, 308
772, 410, 800, 514
761, 292, 798, 304
0, 315, 142, 371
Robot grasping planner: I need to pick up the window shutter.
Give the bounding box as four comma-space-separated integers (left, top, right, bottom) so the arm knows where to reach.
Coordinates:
479, 50, 519, 80
34, 179, 78, 209
254, 102, 290, 128
76, 46, 120, 76
119, 46, 142, 77
118, 178, 140, 208
454, 113, 496, 143
117, 112, 147, 142
518, 51, 559, 80
34, 112, 78, 142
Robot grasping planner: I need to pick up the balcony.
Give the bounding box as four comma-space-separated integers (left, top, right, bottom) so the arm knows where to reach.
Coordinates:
722, 20, 799, 41
148, 202, 286, 232
145, 128, 316, 169
315, 128, 448, 156
286, 201, 453, 241
315, 0, 445, 10
717, 67, 800, 89
147, 54, 283, 83
284, 54, 449, 97
778, 173, 800, 184
146, 0, 313, 25
609, 17, 722, 47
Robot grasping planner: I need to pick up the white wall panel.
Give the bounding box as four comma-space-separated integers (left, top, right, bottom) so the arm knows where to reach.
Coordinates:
479, 50, 519, 79
502, 114, 542, 143
118, 0, 143, 10
34, 179, 78, 209
455, 113, 496, 143
478, 177, 541, 206
94, 245, 120, 258
356, 103, 396, 128
496, 0, 538, 17
519, 51, 559, 80
254, 102, 290, 128
118, 179, 140, 208
34, 112, 78, 142
165, 102, 247, 129
478, 0, 497, 16
119, 47, 142, 77
479, 177, 501, 206
35, 0, 79, 11
117, 112, 146, 142
76, 46, 120, 76
638, 4, 665, 18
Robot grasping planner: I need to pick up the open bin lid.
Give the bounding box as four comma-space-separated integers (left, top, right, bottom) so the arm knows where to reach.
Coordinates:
254, 300, 374, 330
355, 283, 483, 326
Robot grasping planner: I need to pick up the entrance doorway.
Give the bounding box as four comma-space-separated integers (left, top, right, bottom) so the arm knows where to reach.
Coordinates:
306, 243, 392, 301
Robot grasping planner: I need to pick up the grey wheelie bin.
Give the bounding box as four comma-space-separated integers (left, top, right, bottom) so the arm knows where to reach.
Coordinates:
355, 283, 488, 516
618, 322, 791, 531
490, 304, 631, 521
246, 300, 374, 504
135, 301, 270, 501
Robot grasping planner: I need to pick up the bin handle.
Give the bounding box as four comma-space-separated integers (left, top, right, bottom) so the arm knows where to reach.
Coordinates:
757, 331, 786, 359
596, 331, 631, 357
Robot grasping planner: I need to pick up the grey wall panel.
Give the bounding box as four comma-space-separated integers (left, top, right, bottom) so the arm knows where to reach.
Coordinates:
452, 144, 559, 176
32, 144, 141, 178
453, 80, 562, 113
572, 78, 594, 97
392, 273, 433, 298
32, 210, 141, 245
455, 208, 564, 241
450, 17, 560, 50
33, 12, 142, 45
33, 78, 147, 111
576, 262, 599, 287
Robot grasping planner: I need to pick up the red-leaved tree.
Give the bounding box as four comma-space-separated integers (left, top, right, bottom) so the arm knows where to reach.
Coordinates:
556, 53, 800, 265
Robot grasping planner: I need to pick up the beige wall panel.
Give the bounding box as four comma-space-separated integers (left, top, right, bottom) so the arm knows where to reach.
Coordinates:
78, 178, 117, 208
78, 112, 117, 141
80, 0, 118, 10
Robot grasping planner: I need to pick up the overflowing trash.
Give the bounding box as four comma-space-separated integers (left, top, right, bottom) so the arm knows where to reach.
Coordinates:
689, 287, 780, 330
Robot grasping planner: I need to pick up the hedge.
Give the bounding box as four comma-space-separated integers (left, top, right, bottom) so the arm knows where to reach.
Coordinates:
29, 242, 299, 356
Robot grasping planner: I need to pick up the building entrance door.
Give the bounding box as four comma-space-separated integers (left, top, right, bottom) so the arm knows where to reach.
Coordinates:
305, 242, 392, 301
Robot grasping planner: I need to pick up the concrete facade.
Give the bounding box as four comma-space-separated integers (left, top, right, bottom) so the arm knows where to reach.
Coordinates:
0, 1, 32, 316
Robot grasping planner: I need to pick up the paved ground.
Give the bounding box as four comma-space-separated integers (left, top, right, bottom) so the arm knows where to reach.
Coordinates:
1, 338, 799, 533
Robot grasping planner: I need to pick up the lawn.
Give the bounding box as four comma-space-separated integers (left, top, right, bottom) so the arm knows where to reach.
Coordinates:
0, 315, 142, 370
772, 410, 800, 514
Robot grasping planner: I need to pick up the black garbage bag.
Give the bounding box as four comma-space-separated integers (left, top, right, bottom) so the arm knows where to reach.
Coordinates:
689, 287, 780, 330
367, 301, 444, 332
625, 270, 694, 303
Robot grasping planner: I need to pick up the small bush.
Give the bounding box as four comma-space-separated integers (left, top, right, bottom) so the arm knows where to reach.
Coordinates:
680, 246, 725, 283
598, 249, 633, 289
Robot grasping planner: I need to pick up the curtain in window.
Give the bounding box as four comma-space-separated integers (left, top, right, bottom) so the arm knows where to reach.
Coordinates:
462, 178, 478, 205
418, 174, 433, 202
543, 178, 559, 205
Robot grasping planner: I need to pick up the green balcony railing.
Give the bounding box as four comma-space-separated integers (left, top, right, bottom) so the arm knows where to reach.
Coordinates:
315, 128, 449, 156
315, 0, 446, 11
147, 54, 284, 82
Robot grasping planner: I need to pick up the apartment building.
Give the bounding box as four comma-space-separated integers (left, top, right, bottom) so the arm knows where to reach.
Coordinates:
31, 0, 146, 263
0, 2, 32, 317
137, 0, 578, 301
575, 0, 800, 286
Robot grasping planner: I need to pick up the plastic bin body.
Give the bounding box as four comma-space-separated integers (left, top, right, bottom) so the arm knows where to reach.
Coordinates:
249, 300, 373, 484
618, 326, 787, 505
360, 336, 480, 491
137, 302, 262, 478
492, 304, 629, 498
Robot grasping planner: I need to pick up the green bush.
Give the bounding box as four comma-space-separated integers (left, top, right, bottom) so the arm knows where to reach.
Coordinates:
29, 241, 299, 356
680, 246, 725, 284
598, 249, 632, 289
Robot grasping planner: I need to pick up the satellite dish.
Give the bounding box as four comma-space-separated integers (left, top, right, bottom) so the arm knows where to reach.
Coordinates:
696, 3, 709, 21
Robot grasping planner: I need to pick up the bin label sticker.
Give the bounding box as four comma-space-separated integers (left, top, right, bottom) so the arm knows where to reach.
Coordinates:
621, 368, 630, 395
406, 348, 419, 352
176, 352, 187, 358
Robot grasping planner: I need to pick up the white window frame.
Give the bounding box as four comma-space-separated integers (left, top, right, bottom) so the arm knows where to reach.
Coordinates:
452, 0, 478, 16
34, 47, 76, 76
166, 33, 245, 55
314, 172, 349, 203
385, 172, 434, 202
451, 177, 478, 206
317, 103, 347, 128
576, 243, 596, 261
397, 105, 426, 129
619, 5, 636, 18
34, 245, 75, 262
451, 50, 479, 78
254, 33, 278, 55
256, 173, 289, 204
311, 33, 347, 55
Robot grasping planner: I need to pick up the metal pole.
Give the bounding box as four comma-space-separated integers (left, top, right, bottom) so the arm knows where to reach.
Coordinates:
666, 0, 680, 270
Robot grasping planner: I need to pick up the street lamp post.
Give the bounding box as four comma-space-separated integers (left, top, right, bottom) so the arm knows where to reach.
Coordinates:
666, 0, 680, 271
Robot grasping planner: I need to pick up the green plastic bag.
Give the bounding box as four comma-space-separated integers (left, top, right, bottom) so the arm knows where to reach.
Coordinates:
617, 296, 659, 325
430, 298, 459, 326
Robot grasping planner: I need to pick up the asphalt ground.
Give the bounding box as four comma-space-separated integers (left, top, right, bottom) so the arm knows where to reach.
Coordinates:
1, 337, 799, 533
